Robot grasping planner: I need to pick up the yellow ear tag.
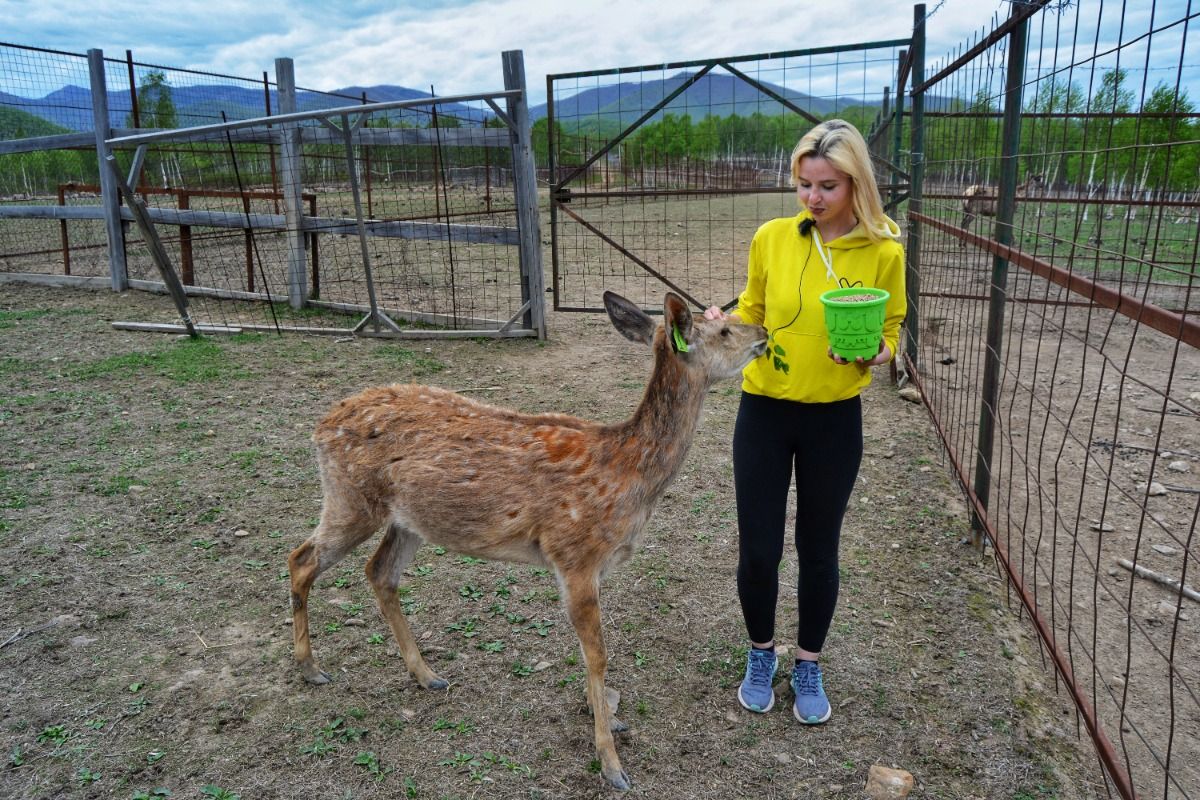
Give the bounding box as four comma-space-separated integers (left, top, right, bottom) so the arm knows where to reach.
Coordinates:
671, 325, 689, 353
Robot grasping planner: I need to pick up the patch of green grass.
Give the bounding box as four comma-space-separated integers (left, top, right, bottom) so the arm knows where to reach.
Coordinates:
231, 332, 266, 343
0, 308, 51, 328
433, 717, 475, 738
95, 473, 137, 496
74, 338, 247, 384
231, 449, 262, 472
130, 789, 172, 800
36, 724, 71, 745
353, 750, 392, 781
201, 786, 240, 800
0, 356, 34, 378
375, 344, 446, 376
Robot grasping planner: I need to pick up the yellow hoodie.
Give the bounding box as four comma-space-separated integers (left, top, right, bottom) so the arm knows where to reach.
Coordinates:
734, 209, 907, 403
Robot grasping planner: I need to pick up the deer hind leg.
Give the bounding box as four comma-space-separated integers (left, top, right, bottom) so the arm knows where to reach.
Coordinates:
289, 498, 382, 684
366, 522, 448, 690
561, 569, 629, 791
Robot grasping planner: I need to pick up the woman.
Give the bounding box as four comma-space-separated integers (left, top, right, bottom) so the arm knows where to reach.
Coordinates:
705, 119, 906, 724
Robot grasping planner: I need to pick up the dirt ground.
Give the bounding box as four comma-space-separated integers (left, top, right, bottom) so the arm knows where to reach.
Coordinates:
0, 281, 1106, 799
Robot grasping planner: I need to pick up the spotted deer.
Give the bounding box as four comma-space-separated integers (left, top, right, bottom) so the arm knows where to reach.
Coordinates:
288, 291, 768, 791
959, 173, 1046, 244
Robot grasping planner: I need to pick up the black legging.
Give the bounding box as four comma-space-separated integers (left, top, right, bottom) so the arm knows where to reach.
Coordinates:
733, 391, 863, 653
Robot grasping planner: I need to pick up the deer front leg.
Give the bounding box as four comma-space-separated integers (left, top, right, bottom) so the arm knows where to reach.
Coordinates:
563, 571, 629, 791
366, 523, 448, 690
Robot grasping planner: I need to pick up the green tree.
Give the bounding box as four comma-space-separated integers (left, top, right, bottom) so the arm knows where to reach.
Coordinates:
1139, 82, 1197, 189
129, 70, 177, 129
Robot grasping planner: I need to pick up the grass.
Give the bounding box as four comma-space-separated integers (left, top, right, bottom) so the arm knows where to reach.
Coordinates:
374, 344, 446, 376
73, 337, 248, 384
0, 282, 1113, 800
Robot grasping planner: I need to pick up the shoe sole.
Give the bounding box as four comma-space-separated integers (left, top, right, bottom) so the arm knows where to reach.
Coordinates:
738, 685, 775, 713
793, 702, 832, 724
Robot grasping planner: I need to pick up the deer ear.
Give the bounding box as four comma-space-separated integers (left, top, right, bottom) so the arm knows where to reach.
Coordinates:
603, 291, 655, 346
664, 292, 692, 352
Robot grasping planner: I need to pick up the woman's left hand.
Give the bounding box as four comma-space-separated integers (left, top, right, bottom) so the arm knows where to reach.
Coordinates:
828, 340, 892, 367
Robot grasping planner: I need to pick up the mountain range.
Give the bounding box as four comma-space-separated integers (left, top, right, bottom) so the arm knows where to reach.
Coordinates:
2, 71, 946, 138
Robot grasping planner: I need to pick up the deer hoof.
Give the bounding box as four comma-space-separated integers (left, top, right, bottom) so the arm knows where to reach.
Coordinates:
604, 767, 631, 791
301, 664, 332, 685
421, 676, 449, 690
610, 715, 628, 733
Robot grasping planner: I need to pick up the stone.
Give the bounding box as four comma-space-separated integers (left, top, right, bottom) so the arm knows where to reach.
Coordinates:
1151, 544, 1177, 556
865, 765, 915, 799
1090, 521, 1115, 532
233, 528, 251, 538
1167, 460, 1190, 473
533, 660, 552, 672
897, 387, 922, 404
774, 752, 793, 765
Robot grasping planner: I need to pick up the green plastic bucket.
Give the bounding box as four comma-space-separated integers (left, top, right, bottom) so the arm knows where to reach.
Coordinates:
819, 287, 890, 361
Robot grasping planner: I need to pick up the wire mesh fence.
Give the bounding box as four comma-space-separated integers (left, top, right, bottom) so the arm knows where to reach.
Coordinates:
546, 40, 910, 312
1, 43, 543, 337
908, 2, 1199, 797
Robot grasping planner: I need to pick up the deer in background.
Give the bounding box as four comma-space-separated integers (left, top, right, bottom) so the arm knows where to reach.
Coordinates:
288, 291, 768, 791
959, 173, 1046, 245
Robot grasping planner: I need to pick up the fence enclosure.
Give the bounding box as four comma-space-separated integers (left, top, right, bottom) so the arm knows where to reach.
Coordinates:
3, 4, 1200, 797
905, 2, 1199, 799
0, 45, 545, 338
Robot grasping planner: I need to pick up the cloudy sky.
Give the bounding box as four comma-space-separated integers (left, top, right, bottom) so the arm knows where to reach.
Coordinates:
1, 0, 1194, 104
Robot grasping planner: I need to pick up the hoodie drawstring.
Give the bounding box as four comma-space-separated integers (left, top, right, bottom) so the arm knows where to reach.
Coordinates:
811, 227, 838, 283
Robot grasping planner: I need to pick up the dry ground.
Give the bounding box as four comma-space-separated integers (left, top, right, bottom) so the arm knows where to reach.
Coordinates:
0, 281, 1105, 799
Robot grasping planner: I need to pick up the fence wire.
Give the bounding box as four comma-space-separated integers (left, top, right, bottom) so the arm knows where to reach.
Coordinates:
547, 42, 908, 312
1, 42, 536, 336
911, 1, 1199, 797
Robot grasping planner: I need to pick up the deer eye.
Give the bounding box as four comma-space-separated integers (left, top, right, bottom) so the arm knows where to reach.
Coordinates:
720, 327, 731, 337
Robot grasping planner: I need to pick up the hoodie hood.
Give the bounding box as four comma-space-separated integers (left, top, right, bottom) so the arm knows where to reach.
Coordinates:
796, 209, 902, 249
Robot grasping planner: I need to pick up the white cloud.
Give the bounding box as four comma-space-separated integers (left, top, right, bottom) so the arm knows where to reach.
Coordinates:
5, 0, 1194, 105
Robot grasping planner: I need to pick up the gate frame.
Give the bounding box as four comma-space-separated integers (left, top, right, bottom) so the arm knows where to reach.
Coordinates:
546, 38, 912, 314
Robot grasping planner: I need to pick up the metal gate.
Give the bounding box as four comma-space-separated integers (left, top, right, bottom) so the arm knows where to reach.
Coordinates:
546, 39, 912, 313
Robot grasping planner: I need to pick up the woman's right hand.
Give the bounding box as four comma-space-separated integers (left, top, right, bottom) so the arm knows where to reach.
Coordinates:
703, 306, 727, 321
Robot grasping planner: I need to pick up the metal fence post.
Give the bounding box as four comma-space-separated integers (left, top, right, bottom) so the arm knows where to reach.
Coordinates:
89, 49, 127, 291
891, 49, 907, 210
970, 2, 1030, 550
903, 8, 925, 369
503, 50, 547, 338
275, 57, 307, 309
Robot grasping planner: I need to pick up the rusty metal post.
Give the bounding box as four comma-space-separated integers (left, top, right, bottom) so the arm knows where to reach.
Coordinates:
971, 1, 1029, 550
178, 190, 193, 285
126, 50, 140, 128
57, 185, 71, 275
903, 12, 925, 370
892, 49, 907, 210
264, 71, 279, 214
243, 193, 254, 292
308, 194, 320, 299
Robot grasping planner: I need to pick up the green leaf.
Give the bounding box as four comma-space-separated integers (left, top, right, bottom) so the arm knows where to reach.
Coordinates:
773, 344, 786, 356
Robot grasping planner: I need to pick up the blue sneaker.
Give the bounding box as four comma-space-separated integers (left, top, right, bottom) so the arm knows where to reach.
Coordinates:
737, 647, 778, 712
792, 660, 831, 724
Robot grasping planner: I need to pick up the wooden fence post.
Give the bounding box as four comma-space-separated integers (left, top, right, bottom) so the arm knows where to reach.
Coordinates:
89, 49, 127, 290
275, 57, 307, 309
503, 49, 547, 338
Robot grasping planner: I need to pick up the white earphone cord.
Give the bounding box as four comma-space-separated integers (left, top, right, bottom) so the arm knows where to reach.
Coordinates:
811, 227, 838, 283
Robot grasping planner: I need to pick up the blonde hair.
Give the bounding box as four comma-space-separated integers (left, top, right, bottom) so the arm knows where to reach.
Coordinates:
790, 119, 891, 242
